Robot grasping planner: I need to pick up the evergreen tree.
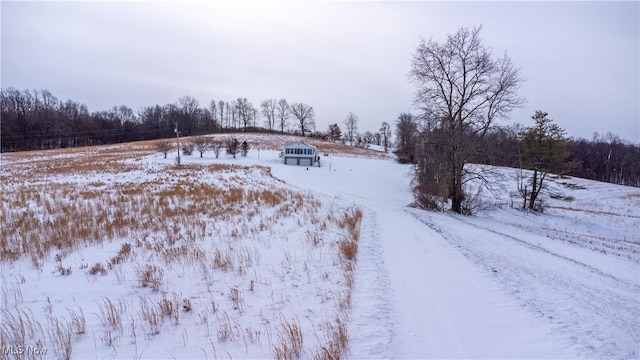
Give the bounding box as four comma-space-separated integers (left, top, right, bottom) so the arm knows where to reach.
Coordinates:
521, 110, 575, 210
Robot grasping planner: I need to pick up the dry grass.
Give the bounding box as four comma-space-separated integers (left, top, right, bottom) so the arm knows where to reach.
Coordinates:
139, 297, 162, 337
0, 309, 49, 360
313, 316, 349, 360
97, 297, 124, 334
337, 209, 363, 262
89, 262, 108, 276
0, 138, 366, 359
47, 316, 73, 360
110, 243, 132, 266
339, 237, 358, 262
136, 264, 164, 291
1, 162, 311, 266
229, 285, 244, 314
548, 205, 640, 219
68, 307, 86, 336
273, 317, 304, 360
183, 132, 393, 160
158, 293, 180, 325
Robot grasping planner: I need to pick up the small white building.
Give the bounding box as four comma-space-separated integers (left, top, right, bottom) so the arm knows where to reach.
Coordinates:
282, 142, 320, 166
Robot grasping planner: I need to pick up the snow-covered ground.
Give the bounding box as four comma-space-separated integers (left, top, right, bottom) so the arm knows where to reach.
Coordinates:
2, 134, 639, 359
265, 152, 639, 359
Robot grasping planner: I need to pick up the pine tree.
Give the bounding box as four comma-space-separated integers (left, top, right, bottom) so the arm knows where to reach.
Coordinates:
521, 111, 575, 210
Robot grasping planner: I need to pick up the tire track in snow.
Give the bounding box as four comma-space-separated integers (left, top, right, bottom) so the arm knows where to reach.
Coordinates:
434, 213, 636, 287
414, 212, 640, 359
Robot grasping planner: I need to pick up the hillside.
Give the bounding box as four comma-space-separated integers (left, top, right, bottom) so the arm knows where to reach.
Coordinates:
1, 133, 638, 359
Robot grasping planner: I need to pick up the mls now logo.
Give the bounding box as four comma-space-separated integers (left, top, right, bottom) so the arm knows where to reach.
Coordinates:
2, 346, 48, 356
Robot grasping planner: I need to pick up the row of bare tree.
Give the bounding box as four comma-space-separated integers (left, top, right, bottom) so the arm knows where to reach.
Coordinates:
0, 88, 318, 152
326, 113, 393, 152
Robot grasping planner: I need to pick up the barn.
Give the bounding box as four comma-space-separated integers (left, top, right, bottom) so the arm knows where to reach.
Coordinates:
282, 142, 320, 167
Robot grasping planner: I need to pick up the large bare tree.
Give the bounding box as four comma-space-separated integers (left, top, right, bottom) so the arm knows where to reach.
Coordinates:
289, 102, 315, 137
276, 98, 290, 134
380, 121, 392, 152
343, 112, 358, 145
209, 100, 218, 131
409, 25, 524, 213
235, 97, 254, 132
178, 96, 200, 136
261, 99, 277, 131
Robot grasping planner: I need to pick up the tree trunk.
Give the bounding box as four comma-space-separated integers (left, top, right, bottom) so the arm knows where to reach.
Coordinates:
528, 169, 538, 210
449, 155, 464, 214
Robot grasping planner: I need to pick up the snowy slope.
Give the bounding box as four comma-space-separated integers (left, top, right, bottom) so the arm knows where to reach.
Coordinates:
217, 135, 638, 359
264, 153, 579, 358
1, 134, 638, 359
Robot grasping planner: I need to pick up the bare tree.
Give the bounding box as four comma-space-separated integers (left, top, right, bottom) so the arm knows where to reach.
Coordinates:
363, 131, 374, 146
155, 140, 173, 159
276, 98, 290, 134
289, 102, 315, 137
226, 101, 233, 129
260, 99, 277, 131
218, 100, 225, 129
252, 106, 259, 128
409, 25, 524, 213
343, 112, 358, 145
178, 96, 200, 136
192, 136, 211, 158
395, 113, 418, 162
380, 121, 392, 152
211, 141, 222, 158
209, 100, 218, 131
373, 132, 382, 146
235, 98, 253, 132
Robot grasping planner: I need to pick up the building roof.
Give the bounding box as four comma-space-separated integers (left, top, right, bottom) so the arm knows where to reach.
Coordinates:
284, 142, 317, 150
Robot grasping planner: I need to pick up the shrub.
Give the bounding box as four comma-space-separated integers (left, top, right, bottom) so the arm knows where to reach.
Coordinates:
137, 264, 164, 291
88, 262, 107, 275
339, 237, 358, 262
182, 143, 194, 155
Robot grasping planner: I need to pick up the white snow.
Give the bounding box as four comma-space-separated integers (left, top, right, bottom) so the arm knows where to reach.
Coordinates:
1, 133, 638, 359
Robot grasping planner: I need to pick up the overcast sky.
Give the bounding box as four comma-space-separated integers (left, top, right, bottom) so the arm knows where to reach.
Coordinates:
2, 1, 639, 142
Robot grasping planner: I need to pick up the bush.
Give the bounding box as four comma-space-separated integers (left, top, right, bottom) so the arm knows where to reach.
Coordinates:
226, 138, 239, 158
89, 262, 107, 275
182, 144, 194, 156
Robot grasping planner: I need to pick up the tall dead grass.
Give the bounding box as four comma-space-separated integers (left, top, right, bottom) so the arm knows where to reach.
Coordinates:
273, 317, 304, 360
1, 140, 365, 359
1, 164, 308, 267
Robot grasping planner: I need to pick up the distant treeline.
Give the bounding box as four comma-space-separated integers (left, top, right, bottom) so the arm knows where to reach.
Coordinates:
395, 114, 640, 188
475, 126, 640, 188
0, 88, 321, 153
2, 88, 639, 188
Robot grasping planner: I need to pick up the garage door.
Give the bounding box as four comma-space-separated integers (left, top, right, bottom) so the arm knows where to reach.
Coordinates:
285, 158, 297, 165
299, 158, 311, 166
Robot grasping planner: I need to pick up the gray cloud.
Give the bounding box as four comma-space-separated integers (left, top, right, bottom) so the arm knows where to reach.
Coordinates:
2, 1, 638, 142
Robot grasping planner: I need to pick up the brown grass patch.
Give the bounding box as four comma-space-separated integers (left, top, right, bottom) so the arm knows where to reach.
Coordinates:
1, 138, 367, 358
549, 205, 640, 219
274, 317, 304, 360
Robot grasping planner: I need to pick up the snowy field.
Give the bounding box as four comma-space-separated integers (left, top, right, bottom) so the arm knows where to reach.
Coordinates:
1, 133, 639, 359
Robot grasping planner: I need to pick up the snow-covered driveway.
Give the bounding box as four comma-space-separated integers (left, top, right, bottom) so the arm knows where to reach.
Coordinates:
269, 154, 580, 358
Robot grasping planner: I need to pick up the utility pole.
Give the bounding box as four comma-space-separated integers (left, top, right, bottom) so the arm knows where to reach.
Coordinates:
175, 123, 181, 166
